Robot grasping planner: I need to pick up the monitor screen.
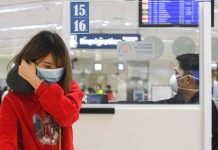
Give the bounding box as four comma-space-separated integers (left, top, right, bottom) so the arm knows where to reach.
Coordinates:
139, 0, 199, 27
87, 94, 108, 104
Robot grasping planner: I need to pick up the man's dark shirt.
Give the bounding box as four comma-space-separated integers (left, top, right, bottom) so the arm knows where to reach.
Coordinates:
155, 93, 199, 104
111, 93, 199, 104
213, 101, 218, 150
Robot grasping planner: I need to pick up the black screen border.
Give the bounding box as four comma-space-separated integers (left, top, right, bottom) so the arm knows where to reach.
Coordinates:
211, 0, 214, 27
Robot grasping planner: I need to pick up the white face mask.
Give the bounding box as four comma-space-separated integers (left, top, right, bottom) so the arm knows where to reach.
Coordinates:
170, 73, 199, 93
36, 67, 64, 83
170, 73, 178, 93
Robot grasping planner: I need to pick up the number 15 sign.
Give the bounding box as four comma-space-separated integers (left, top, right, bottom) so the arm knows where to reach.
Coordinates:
70, 2, 89, 34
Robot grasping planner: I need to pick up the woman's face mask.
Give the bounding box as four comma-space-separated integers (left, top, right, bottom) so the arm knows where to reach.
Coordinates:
170, 73, 199, 93
36, 67, 64, 84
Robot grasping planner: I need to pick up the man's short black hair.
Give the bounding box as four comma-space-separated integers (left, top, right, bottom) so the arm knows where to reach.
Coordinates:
176, 53, 199, 86
176, 53, 199, 72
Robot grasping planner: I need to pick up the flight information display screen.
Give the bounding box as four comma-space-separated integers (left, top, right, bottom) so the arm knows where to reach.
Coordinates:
139, 0, 199, 27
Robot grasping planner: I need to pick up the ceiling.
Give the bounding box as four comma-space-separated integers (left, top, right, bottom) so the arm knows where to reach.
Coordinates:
0, 0, 217, 60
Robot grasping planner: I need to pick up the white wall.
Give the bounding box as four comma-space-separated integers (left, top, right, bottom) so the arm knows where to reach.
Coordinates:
74, 106, 203, 150
0, 58, 11, 79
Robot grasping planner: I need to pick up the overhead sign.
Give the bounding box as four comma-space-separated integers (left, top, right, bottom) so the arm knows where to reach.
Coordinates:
117, 41, 155, 61
70, 2, 89, 33
70, 34, 141, 49
139, 0, 199, 27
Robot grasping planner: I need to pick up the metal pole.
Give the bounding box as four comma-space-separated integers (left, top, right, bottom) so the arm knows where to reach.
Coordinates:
200, 2, 212, 150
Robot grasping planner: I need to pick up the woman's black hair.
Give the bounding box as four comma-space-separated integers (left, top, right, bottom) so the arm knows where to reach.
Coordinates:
9, 30, 72, 93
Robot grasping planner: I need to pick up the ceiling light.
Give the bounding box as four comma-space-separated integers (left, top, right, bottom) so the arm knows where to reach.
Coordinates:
101, 23, 108, 27
125, 22, 131, 26
104, 20, 110, 24
55, 2, 62, 5
117, 63, 124, 71
94, 63, 102, 71
0, 24, 60, 31
55, 25, 63, 30
90, 19, 103, 23
0, 5, 43, 14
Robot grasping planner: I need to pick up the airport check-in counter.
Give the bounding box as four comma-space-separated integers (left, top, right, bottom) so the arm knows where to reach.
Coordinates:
64, 1, 212, 150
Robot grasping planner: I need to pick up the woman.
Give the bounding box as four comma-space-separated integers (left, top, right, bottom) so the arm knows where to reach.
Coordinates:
0, 31, 83, 150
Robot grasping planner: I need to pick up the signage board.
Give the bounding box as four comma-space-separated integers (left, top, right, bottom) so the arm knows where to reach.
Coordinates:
70, 34, 141, 49
70, 2, 89, 33
117, 41, 155, 61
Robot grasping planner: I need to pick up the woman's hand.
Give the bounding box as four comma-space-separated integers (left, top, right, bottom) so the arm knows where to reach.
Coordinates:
18, 60, 41, 89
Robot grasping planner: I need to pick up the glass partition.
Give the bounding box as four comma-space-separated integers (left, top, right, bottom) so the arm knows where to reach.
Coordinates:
70, 0, 201, 105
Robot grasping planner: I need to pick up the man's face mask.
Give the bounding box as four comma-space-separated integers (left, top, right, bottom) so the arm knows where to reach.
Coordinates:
36, 67, 64, 84
170, 73, 199, 93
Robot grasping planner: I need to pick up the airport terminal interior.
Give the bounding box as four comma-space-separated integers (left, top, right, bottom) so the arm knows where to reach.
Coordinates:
0, 0, 217, 103
0, 1, 217, 150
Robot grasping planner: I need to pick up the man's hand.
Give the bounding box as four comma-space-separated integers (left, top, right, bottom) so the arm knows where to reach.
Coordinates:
18, 60, 41, 89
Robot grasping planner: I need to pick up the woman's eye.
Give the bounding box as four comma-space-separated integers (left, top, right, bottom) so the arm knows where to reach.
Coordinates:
44, 65, 52, 69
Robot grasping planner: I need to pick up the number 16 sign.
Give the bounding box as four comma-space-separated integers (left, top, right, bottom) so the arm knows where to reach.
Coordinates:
70, 2, 89, 34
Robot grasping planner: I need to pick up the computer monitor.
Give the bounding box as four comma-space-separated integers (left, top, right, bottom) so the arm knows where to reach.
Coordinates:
87, 94, 108, 104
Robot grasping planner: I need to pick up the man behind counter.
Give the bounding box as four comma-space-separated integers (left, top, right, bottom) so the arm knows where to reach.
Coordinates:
113, 53, 200, 104
157, 53, 199, 104
111, 53, 218, 149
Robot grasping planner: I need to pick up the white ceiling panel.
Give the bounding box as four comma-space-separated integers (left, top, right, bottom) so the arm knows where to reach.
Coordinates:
0, 0, 58, 6
0, 0, 216, 59
0, 0, 62, 56
90, 1, 137, 30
